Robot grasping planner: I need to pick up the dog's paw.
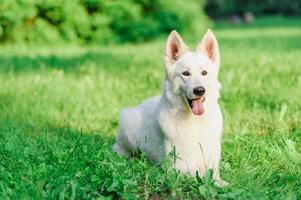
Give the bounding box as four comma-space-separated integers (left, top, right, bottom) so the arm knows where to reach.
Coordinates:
112, 143, 131, 157
215, 179, 229, 187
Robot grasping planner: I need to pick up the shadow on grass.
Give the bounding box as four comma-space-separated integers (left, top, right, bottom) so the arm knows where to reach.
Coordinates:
0, 50, 131, 74
0, 32, 300, 75
220, 35, 301, 50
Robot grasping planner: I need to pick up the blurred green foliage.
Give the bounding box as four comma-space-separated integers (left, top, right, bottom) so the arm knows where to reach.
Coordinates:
0, 0, 208, 44
205, 0, 301, 18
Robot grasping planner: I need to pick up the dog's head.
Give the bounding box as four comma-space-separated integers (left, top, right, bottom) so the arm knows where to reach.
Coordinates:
163, 30, 221, 116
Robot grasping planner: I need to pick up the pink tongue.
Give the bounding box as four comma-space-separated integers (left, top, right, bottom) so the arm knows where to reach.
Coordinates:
191, 98, 205, 115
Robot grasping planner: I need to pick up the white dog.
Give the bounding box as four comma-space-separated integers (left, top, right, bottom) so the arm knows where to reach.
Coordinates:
113, 29, 227, 186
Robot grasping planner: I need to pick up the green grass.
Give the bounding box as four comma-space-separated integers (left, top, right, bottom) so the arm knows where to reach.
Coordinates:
0, 17, 301, 199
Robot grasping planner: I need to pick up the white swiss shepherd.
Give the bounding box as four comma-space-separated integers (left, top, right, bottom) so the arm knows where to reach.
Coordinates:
113, 29, 227, 186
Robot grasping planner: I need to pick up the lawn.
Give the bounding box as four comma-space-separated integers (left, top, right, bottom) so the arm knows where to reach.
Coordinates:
0, 17, 300, 199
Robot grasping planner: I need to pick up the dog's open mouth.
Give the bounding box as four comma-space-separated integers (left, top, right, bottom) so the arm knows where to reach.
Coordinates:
187, 97, 205, 116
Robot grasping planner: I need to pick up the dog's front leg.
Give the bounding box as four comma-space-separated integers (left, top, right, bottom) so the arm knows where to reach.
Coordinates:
209, 148, 228, 187
198, 142, 228, 187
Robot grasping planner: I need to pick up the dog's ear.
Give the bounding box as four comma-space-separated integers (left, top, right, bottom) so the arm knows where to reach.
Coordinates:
164, 30, 188, 67
196, 29, 220, 67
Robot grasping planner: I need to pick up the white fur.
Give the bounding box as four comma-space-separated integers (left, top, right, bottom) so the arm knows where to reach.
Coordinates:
113, 30, 227, 186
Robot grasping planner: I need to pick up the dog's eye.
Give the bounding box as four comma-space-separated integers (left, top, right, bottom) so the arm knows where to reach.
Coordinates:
201, 70, 207, 76
182, 71, 190, 76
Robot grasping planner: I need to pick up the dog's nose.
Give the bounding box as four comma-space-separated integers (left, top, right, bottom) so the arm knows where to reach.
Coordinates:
193, 86, 206, 96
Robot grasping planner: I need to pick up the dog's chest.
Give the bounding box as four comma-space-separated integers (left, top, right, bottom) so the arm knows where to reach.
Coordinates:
160, 109, 222, 155
175, 116, 210, 143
